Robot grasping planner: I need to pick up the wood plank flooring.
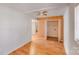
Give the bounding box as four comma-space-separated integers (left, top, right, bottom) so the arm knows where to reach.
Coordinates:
30, 36, 65, 55
9, 35, 65, 55
9, 42, 31, 55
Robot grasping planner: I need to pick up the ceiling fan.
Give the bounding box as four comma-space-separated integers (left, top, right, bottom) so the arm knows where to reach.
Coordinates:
37, 9, 48, 17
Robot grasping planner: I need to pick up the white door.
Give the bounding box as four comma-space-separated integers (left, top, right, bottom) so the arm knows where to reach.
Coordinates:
47, 21, 58, 37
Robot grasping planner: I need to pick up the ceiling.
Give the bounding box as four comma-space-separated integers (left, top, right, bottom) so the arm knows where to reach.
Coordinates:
0, 3, 77, 16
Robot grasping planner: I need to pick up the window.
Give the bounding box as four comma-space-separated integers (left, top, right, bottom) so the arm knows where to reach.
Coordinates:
32, 19, 38, 35
75, 5, 79, 41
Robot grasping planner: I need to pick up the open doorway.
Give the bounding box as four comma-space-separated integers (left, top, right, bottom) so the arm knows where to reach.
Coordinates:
47, 16, 64, 43
46, 16, 65, 54
31, 16, 65, 55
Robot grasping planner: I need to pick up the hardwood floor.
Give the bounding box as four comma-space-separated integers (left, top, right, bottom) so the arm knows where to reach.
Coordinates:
9, 42, 31, 55
9, 35, 65, 55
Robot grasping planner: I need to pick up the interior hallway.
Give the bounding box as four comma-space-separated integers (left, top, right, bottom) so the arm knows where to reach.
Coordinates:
9, 34, 65, 55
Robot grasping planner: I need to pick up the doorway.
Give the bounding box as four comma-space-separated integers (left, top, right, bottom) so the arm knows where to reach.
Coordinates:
47, 21, 58, 41
47, 17, 64, 43
31, 16, 65, 55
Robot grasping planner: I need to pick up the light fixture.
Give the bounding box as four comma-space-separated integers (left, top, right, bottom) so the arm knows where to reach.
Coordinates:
36, 9, 48, 18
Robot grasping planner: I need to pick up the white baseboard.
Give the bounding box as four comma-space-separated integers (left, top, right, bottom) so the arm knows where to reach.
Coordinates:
7, 40, 31, 55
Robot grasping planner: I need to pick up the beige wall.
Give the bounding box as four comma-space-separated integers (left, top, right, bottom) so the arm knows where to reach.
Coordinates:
37, 19, 46, 39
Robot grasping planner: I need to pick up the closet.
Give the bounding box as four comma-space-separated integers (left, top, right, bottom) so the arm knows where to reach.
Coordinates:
37, 16, 63, 42
47, 16, 63, 42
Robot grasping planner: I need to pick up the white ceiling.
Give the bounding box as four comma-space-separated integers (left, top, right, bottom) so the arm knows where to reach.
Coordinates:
0, 3, 77, 16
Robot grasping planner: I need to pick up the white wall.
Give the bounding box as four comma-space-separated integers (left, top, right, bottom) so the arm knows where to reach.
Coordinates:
64, 7, 70, 54
0, 6, 31, 54
64, 5, 78, 55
